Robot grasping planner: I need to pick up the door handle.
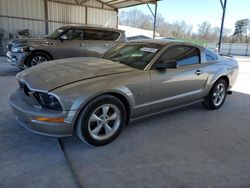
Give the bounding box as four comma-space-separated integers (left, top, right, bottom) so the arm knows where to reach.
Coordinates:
80, 43, 85, 46
195, 70, 203, 75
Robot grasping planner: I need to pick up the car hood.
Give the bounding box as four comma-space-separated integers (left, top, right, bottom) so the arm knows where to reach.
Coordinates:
10, 38, 55, 46
16, 57, 137, 92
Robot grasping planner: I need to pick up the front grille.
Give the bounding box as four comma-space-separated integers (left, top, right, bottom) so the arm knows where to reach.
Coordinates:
7, 43, 13, 51
19, 81, 30, 97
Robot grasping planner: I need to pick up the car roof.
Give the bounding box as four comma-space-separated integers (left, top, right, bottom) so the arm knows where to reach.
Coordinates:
128, 39, 203, 48
59, 25, 124, 33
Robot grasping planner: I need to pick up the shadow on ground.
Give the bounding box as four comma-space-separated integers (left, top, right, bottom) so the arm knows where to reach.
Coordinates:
0, 77, 78, 188
0, 57, 20, 76
61, 91, 250, 188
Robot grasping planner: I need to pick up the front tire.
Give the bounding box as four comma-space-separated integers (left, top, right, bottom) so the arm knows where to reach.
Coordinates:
203, 79, 228, 110
26, 52, 51, 67
76, 95, 126, 146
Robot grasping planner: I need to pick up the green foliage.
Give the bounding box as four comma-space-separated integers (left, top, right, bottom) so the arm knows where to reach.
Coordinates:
176, 38, 207, 46
233, 19, 249, 36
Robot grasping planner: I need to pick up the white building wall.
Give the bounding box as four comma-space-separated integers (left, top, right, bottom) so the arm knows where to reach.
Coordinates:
0, 0, 45, 36
0, 0, 118, 36
118, 25, 160, 38
87, 8, 117, 28
47, 1, 87, 33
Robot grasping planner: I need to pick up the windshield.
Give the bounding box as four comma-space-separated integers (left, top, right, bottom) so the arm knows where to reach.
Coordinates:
102, 43, 163, 70
46, 28, 67, 39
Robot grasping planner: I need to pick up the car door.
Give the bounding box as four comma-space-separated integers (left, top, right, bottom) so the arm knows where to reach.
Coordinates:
81, 29, 121, 57
149, 45, 209, 113
54, 28, 84, 59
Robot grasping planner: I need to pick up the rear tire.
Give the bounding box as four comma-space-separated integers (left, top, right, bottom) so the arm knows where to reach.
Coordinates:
76, 95, 126, 146
203, 79, 228, 110
26, 52, 51, 67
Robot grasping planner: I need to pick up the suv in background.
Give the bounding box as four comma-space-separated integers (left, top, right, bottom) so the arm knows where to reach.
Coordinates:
7, 26, 126, 69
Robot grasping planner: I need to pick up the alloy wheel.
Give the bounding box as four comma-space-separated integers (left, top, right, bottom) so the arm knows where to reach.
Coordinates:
88, 104, 121, 141
212, 83, 226, 106
31, 56, 47, 66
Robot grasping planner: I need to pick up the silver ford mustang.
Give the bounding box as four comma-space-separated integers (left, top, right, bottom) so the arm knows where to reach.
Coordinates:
9, 40, 239, 146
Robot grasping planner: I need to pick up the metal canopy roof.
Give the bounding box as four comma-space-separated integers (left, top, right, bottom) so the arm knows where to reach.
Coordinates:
52, 0, 158, 11
98, 0, 157, 9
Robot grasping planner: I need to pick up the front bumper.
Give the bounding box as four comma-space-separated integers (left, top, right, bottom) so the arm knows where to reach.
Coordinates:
6, 51, 28, 68
9, 89, 75, 137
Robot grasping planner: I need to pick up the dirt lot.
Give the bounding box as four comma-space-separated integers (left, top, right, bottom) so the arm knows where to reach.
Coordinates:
0, 56, 250, 188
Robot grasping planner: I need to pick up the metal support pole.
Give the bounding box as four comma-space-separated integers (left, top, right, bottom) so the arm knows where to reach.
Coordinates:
245, 44, 249, 56
218, 0, 227, 52
153, 2, 158, 39
147, 1, 158, 39
44, 0, 49, 35
229, 43, 232, 55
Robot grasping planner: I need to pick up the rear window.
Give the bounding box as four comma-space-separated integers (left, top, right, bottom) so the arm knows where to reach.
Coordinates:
205, 50, 218, 61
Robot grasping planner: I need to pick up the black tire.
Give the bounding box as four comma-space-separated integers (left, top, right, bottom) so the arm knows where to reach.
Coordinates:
203, 79, 228, 110
76, 95, 126, 146
26, 52, 51, 67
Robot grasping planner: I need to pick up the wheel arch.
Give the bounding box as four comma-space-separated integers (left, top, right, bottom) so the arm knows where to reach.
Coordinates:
203, 75, 229, 110
73, 90, 133, 132
209, 68, 230, 87
217, 75, 229, 87
24, 50, 54, 66
211, 74, 230, 89
105, 92, 131, 125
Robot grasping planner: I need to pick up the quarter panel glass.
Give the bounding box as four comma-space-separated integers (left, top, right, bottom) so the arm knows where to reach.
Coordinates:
156, 45, 200, 66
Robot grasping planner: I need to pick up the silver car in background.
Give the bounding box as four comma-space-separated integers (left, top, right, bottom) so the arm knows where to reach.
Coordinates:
9, 40, 239, 146
6, 26, 126, 69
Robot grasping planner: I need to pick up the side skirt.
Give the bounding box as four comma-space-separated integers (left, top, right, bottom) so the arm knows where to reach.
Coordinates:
130, 99, 205, 122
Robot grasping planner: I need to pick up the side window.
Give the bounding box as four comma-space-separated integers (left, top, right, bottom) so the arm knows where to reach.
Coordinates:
102, 31, 120, 41
158, 45, 200, 66
62, 29, 83, 40
83, 30, 120, 41
205, 50, 218, 61
72, 29, 84, 40
83, 29, 102, 40
64, 29, 73, 40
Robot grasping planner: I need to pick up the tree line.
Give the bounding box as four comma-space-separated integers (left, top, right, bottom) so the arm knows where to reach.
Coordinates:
119, 9, 250, 43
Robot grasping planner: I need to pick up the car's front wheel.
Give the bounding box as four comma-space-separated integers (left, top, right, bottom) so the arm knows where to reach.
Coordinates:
203, 78, 228, 110
76, 95, 126, 146
26, 52, 51, 67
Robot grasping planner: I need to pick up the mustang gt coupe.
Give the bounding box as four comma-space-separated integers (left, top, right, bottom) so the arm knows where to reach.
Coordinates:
9, 40, 239, 146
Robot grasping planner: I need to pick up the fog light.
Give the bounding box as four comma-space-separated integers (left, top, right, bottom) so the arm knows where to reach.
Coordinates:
35, 117, 65, 123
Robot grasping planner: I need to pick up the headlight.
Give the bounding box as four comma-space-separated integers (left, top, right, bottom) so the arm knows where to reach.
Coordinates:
33, 92, 63, 111
11, 46, 29, 53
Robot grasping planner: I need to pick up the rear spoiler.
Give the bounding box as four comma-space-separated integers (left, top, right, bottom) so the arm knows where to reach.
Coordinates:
218, 53, 234, 59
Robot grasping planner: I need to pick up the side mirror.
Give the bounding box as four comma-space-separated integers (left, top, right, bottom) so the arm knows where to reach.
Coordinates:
155, 60, 178, 69
60, 34, 68, 41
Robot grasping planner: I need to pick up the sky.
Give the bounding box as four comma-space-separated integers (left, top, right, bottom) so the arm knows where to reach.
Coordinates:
120, 0, 250, 33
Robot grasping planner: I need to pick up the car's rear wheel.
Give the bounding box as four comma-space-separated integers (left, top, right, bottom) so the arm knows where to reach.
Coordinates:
203, 79, 228, 110
26, 52, 51, 67
76, 95, 126, 146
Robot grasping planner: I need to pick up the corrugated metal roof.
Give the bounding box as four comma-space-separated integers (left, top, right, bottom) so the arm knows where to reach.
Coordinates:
79, 0, 158, 9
